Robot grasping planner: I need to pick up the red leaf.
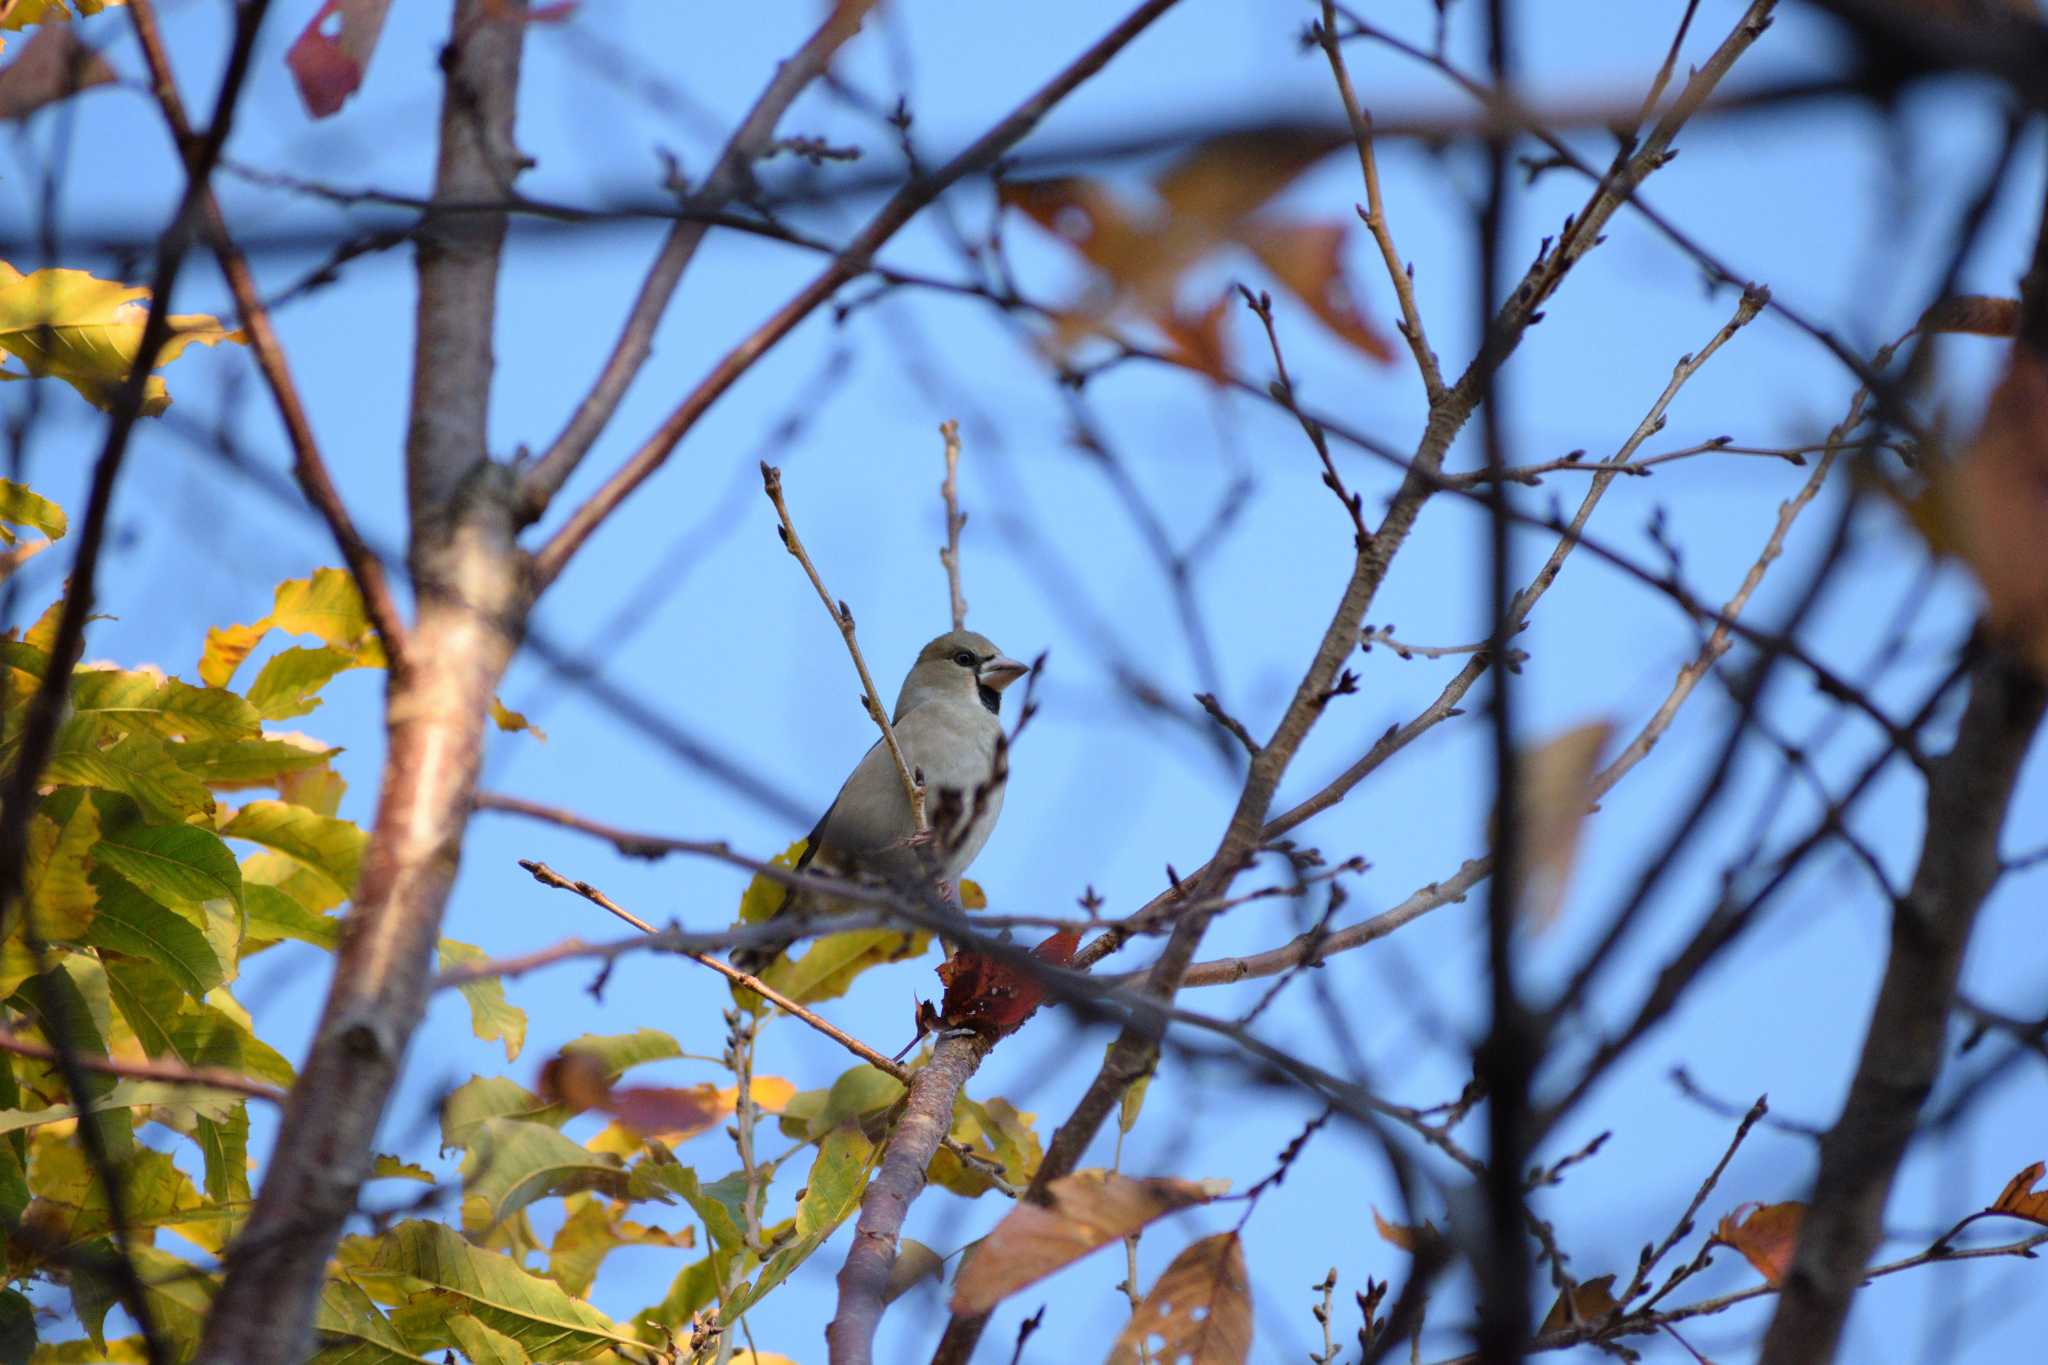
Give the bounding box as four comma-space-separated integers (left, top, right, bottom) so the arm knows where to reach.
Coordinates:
604, 1084, 727, 1140
936, 928, 1080, 1040
285, 0, 393, 120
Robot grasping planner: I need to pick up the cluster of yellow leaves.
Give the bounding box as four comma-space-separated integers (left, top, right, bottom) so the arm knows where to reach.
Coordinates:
0, 261, 243, 416
999, 127, 1393, 383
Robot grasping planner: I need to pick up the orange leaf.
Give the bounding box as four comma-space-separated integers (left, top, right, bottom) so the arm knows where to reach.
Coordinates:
1371, 1205, 1443, 1254
1158, 289, 1236, 385
1990, 1160, 2048, 1226
1107, 1231, 1253, 1365
997, 178, 1152, 284
1240, 221, 1394, 363
935, 927, 1080, 1040
1952, 351, 2048, 676
1539, 1274, 1619, 1333
1713, 1200, 1805, 1285
950, 1169, 1228, 1314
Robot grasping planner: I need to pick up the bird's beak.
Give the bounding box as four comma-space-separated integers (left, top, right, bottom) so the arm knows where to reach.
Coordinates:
981, 654, 1029, 691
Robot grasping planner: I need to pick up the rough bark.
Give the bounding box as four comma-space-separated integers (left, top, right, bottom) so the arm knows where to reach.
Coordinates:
1757, 644, 2045, 1364
828, 1032, 991, 1365
196, 4, 532, 1359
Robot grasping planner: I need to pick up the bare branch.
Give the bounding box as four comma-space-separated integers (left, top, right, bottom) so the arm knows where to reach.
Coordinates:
531, 0, 1186, 588
938, 418, 968, 630
519, 3, 872, 516
762, 462, 926, 828
829, 1031, 991, 1364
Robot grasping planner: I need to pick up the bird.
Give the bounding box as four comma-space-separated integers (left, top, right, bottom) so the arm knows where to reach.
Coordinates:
733, 629, 1029, 971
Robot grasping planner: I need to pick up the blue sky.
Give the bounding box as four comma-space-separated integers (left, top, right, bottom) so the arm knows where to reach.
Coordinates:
6, 0, 2047, 1360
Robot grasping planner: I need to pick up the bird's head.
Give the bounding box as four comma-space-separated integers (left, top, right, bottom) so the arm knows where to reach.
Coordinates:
895, 630, 1029, 719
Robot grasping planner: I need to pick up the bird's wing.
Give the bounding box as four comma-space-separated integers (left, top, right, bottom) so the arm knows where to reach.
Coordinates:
810, 736, 911, 868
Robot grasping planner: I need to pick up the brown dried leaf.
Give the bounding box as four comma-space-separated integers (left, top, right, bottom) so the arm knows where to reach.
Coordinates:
1713, 1200, 1804, 1285
0, 24, 113, 121
1107, 1231, 1253, 1365
1505, 721, 1613, 931
884, 1236, 944, 1305
1371, 1205, 1443, 1254
1240, 220, 1394, 363
949, 1169, 1228, 1314
285, 0, 393, 119
1919, 295, 2020, 338
1951, 351, 2048, 675
1989, 1160, 2048, 1227
936, 926, 1081, 1040
1539, 1273, 1619, 1334
1151, 127, 1345, 244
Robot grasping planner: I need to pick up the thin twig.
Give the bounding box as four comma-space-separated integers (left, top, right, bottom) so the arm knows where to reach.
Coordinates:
518, 859, 914, 1083
762, 462, 927, 829
1315, 0, 1444, 402
0, 1028, 287, 1105
938, 418, 968, 630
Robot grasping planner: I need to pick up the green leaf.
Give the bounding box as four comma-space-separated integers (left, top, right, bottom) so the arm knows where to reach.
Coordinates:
69, 672, 259, 742
0, 1079, 232, 1135
83, 867, 229, 998
338, 1220, 643, 1363
44, 732, 213, 821
751, 927, 929, 1007
0, 1288, 32, 1365
243, 848, 348, 915
32, 1338, 151, 1363
459, 1118, 630, 1239
247, 646, 362, 721
21, 796, 99, 940
196, 1104, 250, 1206
630, 1250, 726, 1340
244, 882, 341, 951
630, 1160, 746, 1251
437, 939, 526, 1063
779, 1063, 905, 1141
223, 800, 365, 899
725, 1123, 877, 1317
441, 1076, 544, 1153
6, 966, 129, 1161
72, 1244, 214, 1358
445, 1316, 527, 1365
93, 821, 242, 913
370, 1154, 436, 1184
174, 737, 339, 788
312, 1276, 435, 1364
104, 958, 295, 1088
20, 1140, 217, 1259
0, 262, 243, 417
0, 479, 64, 541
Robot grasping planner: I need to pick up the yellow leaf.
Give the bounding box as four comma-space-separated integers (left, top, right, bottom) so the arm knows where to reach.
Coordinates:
1503, 721, 1612, 931
489, 696, 546, 742
0, 260, 242, 416
957, 879, 987, 910
1107, 1231, 1252, 1365
950, 1169, 1227, 1314
716, 1075, 796, 1114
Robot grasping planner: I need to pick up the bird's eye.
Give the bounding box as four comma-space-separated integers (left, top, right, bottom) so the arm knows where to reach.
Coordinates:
952, 650, 977, 668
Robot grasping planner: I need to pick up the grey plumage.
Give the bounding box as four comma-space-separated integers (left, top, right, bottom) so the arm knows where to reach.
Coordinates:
735, 630, 1027, 970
